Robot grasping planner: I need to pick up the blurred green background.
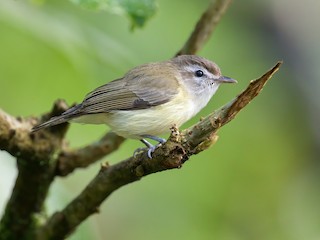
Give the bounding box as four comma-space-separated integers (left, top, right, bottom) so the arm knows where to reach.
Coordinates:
0, 0, 319, 239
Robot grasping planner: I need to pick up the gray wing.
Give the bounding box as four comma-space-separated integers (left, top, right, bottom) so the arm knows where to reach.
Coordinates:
79, 63, 179, 113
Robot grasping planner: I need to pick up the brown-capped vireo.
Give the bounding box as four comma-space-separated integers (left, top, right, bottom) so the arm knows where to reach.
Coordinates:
32, 55, 237, 158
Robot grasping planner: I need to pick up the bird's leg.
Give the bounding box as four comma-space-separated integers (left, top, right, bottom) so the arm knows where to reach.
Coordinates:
141, 135, 166, 144
133, 135, 167, 159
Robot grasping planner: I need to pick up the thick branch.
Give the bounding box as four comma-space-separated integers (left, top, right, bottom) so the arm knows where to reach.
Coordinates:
176, 0, 232, 56
37, 62, 282, 239
0, 100, 69, 159
0, 101, 69, 239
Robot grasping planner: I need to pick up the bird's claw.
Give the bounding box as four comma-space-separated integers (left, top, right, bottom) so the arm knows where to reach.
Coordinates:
146, 145, 157, 159
134, 136, 166, 159
133, 143, 162, 159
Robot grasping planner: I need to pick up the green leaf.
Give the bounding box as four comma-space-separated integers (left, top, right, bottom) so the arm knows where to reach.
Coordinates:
71, 0, 157, 29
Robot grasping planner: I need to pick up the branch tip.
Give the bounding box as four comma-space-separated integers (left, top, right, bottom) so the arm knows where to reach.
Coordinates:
176, 0, 232, 56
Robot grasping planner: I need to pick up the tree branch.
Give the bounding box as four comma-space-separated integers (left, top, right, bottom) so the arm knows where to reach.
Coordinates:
37, 62, 282, 239
0, 100, 69, 239
56, 132, 125, 176
0, 101, 66, 160
176, 0, 232, 56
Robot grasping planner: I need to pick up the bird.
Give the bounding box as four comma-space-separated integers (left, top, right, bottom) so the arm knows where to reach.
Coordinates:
31, 55, 237, 158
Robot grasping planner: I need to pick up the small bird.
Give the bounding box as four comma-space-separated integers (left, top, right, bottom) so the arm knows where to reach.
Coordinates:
32, 55, 236, 158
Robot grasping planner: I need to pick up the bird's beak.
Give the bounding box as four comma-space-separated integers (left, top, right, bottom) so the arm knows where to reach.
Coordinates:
216, 76, 237, 83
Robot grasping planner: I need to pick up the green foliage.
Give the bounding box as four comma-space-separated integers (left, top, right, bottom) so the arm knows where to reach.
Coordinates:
70, 0, 157, 29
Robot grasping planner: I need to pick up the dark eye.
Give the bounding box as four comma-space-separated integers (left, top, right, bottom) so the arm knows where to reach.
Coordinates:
195, 70, 204, 77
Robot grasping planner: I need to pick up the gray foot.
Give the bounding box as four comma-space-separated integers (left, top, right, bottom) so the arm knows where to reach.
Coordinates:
134, 136, 167, 159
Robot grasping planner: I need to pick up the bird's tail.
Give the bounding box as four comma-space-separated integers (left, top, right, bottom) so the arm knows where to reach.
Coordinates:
31, 115, 71, 132
31, 104, 82, 132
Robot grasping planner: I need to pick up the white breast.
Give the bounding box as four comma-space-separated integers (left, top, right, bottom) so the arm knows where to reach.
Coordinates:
105, 90, 197, 138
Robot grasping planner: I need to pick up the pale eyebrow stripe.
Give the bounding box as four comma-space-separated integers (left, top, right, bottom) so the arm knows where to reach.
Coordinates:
183, 65, 218, 78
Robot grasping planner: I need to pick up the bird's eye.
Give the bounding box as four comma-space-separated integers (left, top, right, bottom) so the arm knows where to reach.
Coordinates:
195, 70, 204, 77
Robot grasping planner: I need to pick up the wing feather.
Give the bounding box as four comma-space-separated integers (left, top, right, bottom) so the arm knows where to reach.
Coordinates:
78, 61, 180, 114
